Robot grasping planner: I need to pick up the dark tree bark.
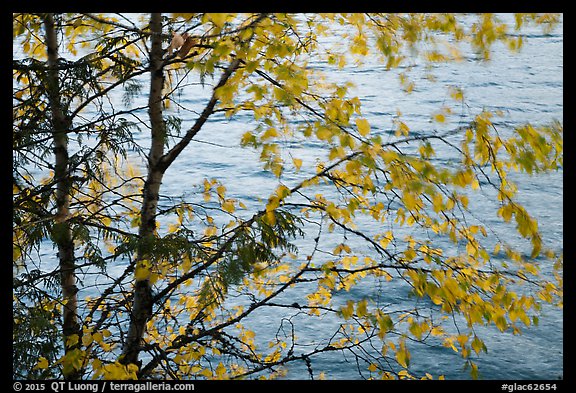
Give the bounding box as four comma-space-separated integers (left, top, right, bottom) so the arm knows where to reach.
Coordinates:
43, 13, 81, 380
121, 13, 266, 373
121, 12, 166, 368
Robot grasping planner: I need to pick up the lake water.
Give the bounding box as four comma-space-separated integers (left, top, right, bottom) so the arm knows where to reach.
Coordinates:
14, 14, 563, 380
155, 16, 563, 380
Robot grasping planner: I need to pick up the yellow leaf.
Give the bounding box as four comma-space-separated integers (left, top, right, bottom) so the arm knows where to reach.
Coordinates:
450, 87, 464, 101
409, 321, 424, 340
500, 204, 513, 222
493, 243, 501, 254
340, 300, 355, 319
221, 199, 235, 213
266, 195, 280, 212
149, 272, 160, 285
66, 334, 79, 348
102, 362, 138, 380
271, 162, 284, 178
377, 231, 394, 251
206, 13, 228, 28
216, 184, 226, 199
263, 210, 276, 226
316, 126, 332, 141
433, 113, 446, 123
99, 341, 112, 352
134, 264, 151, 281
93, 331, 104, 344
471, 178, 480, 190
443, 337, 459, 352
471, 335, 486, 355
470, 361, 479, 379
356, 299, 368, 317
292, 157, 303, 171
403, 248, 417, 261
35, 357, 49, 370
82, 333, 93, 347
355, 118, 371, 137
432, 193, 444, 213
402, 192, 421, 211
396, 121, 410, 136
275, 184, 291, 200
395, 343, 410, 368
215, 362, 227, 378
262, 127, 278, 140
92, 358, 103, 372
466, 241, 477, 256
204, 226, 217, 238
329, 146, 346, 160
495, 314, 508, 332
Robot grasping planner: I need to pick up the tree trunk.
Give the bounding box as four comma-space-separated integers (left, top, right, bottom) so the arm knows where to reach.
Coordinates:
43, 13, 81, 380
121, 12, 166, 368
121, 12, 254, 372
